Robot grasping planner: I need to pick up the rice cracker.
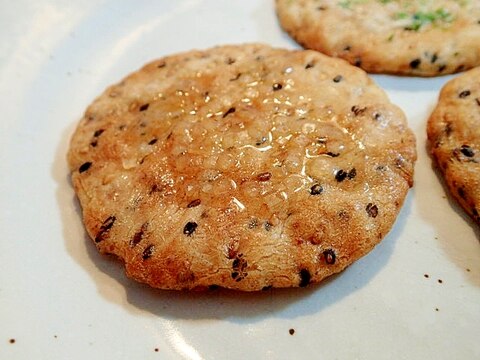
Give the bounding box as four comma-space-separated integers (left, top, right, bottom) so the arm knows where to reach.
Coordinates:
428, 66, 480, 224
276, 0, 480, 76
68, 44, 416, 290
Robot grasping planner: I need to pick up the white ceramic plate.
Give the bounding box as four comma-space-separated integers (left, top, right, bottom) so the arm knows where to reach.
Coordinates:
1, 1, 479, 359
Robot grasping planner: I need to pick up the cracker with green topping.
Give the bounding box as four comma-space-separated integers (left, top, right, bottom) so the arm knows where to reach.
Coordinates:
276, 0, 480, 76
68, 44, 416, 291
428, 67, 480, 224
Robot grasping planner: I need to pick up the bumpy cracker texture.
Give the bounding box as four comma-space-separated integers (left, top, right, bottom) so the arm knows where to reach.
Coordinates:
276, 0, 480, 76
428, 66, 480, 224
68, 44, 416, 291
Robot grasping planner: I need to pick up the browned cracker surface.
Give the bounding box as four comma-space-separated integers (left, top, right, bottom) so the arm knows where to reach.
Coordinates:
68, 44, 416, 290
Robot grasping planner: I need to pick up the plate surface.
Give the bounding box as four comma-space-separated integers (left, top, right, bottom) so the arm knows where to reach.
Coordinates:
0, 1, 479, 359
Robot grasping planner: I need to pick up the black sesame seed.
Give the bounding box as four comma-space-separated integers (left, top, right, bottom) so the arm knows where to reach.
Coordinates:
79, 162, 92, 173
431, 54, 438, 63
139, 103, 150, 111
157, 62, 166, 68
310, 184, 323, 195
333, 75, 343, 83
351, 105, 366, 116
93, 129, 104, 137
459, 90, 471, 98
348, 168, 357, 179
476, 98, 480, 106
299, 269, 311, 287
183, 221, 198, 236
131, 222, 148, 247
273, 83, 283, 91
335, 170, 348, 182
264, 221, 273, 231
142, 244, 155, 260
438, 64, 447, 72
222, 107, 236, 118
289, 329, 295, 335
343, 45, 351, 51
354, 58, 362, 67
305, 62, 315, 69
366, 203, 379, 218
460, 145, 475, 157
187, 199, 201, 208
323, 249, 336, 265
326, 152, 340, 157
148, 138, 158, 145
410, 58, 421, 69
95, 216, 116, 243
229, 73, 242, 81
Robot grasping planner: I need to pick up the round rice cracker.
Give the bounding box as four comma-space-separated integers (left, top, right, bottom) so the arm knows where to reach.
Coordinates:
428, 67, 480, 225
68, 44, 416, 291
275, 0, 480, 77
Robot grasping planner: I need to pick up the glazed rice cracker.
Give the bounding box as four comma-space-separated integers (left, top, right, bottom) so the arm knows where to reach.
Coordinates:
68, 44, 416, 290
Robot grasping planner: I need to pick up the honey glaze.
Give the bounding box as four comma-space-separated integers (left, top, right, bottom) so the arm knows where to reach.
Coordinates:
89, 46, 413, 222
